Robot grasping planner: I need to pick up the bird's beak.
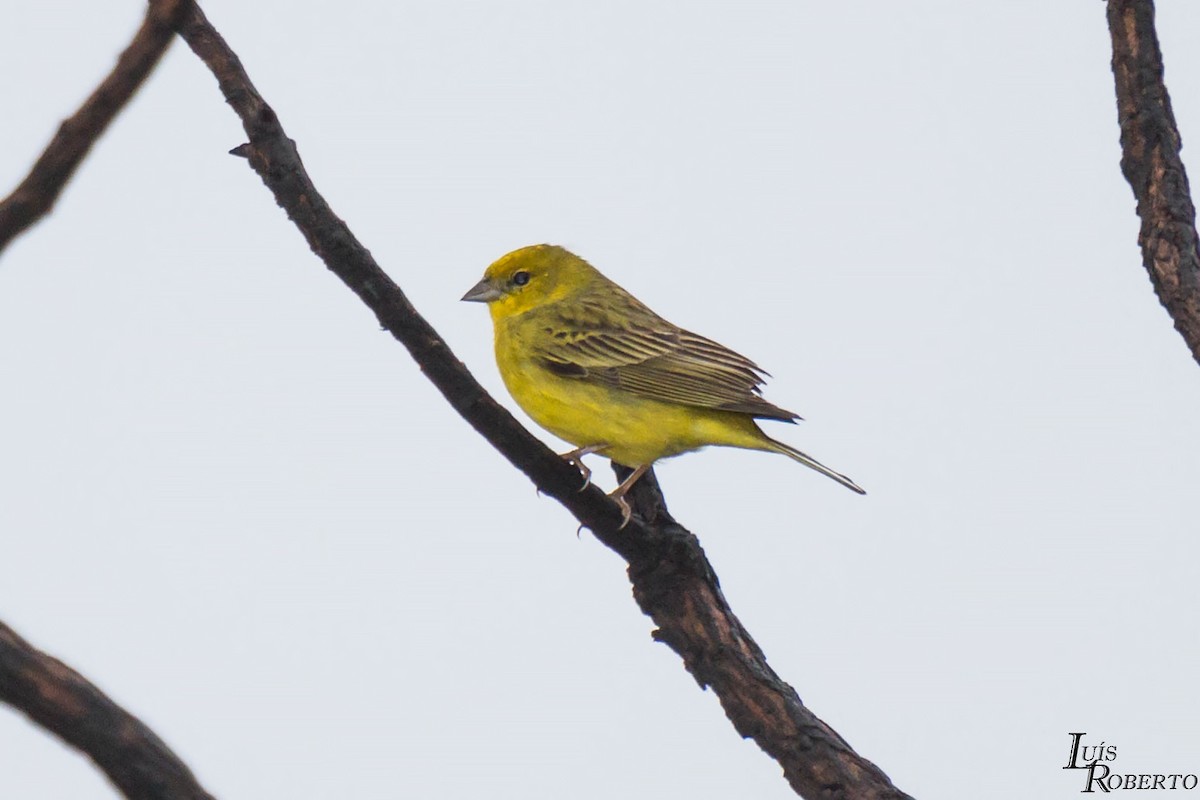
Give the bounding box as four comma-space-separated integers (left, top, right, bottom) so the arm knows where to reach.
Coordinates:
461, 277, 503, 303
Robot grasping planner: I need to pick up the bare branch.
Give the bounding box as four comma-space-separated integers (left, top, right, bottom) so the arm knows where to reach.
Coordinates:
1108, 0, 1200, 364
0, 620, 216, 800
175, 5, 912, 798
0, 0, 188, 255
617, 468, 912, 799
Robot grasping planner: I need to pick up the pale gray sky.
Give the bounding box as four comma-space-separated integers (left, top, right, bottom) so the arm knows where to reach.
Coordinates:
3, 2, 1199, 798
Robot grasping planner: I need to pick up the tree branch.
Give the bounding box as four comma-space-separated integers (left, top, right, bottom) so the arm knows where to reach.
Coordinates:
0, 620, 216, 800
0, 0, 188, 255
175, 4, 911, 798
1107, 0, 1200, 364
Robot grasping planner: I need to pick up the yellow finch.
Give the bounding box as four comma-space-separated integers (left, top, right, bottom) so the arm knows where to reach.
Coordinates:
462, 244, 864, 525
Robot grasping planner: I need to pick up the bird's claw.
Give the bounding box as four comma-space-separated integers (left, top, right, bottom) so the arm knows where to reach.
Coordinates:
570, 458, 593, 492
614, 495, 633, 529
608, 463, 649, 530
559, 445, 606, 492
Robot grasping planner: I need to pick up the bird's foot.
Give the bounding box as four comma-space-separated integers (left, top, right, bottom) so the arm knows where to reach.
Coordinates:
612, 494, 633, 529
608, 463, 651, 530
559, 444, 608, 491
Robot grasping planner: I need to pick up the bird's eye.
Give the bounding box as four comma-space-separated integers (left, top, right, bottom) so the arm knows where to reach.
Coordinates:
512, 270, 531, 286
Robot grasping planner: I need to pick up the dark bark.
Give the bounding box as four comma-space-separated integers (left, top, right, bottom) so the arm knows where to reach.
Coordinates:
0, 621, 216, 800
1108, 0, 1200, 364
175, 5, 912, 798
0, 0, 189, 255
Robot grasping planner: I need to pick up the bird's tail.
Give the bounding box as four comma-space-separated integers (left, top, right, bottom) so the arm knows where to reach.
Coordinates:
765, 437, 866, 495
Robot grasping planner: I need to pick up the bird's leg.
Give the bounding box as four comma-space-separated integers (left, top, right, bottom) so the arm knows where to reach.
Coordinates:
559, 444, 609, 491
609, 463, 651, 529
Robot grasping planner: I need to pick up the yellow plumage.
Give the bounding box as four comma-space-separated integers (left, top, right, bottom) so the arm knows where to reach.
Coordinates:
462, 244, 863, 524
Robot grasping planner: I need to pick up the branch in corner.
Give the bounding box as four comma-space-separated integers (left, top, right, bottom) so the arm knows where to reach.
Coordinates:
0, 0, 190, 255
1107, 0, 1200, 364
0, 620, 216, 800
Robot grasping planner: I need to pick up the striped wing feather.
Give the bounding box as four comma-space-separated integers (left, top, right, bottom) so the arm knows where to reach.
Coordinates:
531, 294, 798, 422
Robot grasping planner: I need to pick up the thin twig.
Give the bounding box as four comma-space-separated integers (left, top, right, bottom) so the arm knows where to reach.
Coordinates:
175, 5, 911, 797
1108, 0, 1200, 364
0, 620, 216, 800
0, 0, 189, 255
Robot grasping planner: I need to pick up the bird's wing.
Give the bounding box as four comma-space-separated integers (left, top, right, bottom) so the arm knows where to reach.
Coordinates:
529, 295, 799, 421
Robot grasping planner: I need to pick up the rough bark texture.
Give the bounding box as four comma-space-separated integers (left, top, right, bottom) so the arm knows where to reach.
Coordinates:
0, 621, 216, 800
618, 468, 910, 799
1108, 0, 1200, 364
176, 6, 912, 797
0, 0, 189, 255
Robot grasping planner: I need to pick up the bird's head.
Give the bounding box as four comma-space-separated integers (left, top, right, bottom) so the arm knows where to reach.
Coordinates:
461, 244, 600, 319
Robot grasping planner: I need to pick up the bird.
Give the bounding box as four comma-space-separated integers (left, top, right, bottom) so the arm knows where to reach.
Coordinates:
461, 244, 864, 526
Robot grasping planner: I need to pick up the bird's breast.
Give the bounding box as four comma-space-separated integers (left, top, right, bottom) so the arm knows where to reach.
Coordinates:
492, 319, 765, 466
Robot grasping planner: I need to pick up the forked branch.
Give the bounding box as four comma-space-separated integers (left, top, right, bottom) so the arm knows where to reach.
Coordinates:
0, 0, 189, 254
